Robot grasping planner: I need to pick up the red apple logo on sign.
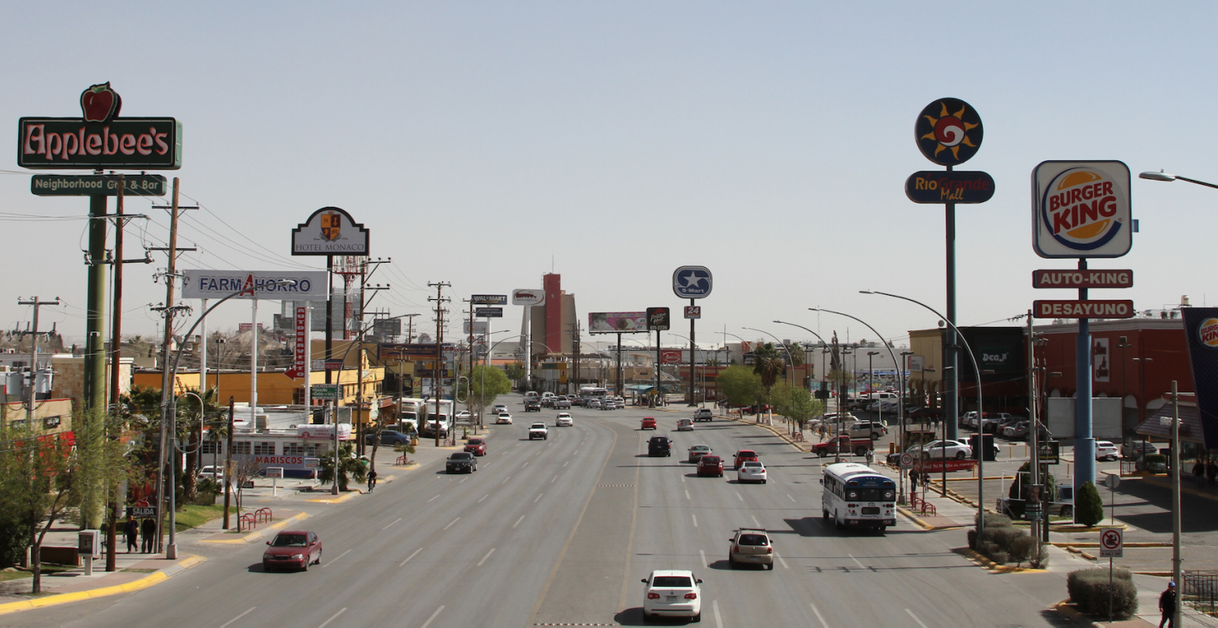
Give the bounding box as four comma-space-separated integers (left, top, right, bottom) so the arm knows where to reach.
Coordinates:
80, 82, 122, 123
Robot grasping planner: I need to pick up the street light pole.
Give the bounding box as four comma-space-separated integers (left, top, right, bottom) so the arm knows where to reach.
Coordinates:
1140, 170, 1218, 189
860, 291, 987, 536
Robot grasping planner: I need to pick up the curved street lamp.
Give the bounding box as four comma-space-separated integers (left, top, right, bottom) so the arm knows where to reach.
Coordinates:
860, 290, 988, 537
1139, 170, 1218, 189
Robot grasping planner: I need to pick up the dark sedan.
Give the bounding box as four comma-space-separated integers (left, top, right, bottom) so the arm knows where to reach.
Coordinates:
446, 452, 478, 474
364, 430, 413, 446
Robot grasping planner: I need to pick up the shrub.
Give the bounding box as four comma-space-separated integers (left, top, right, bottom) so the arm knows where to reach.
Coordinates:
1067, 568, 1138, 619
1009, 535, 1038, 566
1076, 481, 1104, 527
1142, 454, 1167, 473
968, 512, 1032, 564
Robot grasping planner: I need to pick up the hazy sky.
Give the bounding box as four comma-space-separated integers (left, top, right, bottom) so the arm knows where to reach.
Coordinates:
3, 2, 1215, 352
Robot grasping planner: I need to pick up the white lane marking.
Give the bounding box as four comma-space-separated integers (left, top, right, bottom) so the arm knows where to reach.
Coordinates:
573, 449, 579, 456
714, 599, 724, 628
323, 549, 351, 567
751, 515, 761, 528
478, 494, 488, 503
809, 602, 829, 628
443, 517, 460, 531
399, 547, 422, 567
481, 462, 490, 470
513, 515, 525, 528
685, 489, 691, 500
318, 607, 346, 628
516, 442, 523, 447
534, 493, 544, 503
551, 474, 558, 484
849, 554, 865, 569
787, 493, 797, 503
427, 494, 439, 503
421, 606, 445, 628
563, 460, 569, 467
477, 548, 496, 566
381, 517, 401, 531
736, 492, 743, 502
459, 477, 468, 484
219, 607, 256, 628
692, 514, 698, 528
501, 476, 512, 485
522, 461, 529, 468
905, 608, 928, 628
681, 475, 686, 483
700, 549, 708, 568
776, 552, 788, 570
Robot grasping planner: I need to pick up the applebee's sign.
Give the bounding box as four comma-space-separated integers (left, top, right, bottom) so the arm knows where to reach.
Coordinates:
18, 83, 182, 170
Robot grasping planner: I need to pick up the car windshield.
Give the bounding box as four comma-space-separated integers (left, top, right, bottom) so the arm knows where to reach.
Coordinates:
272, 534, 307, 547
451, 453, 473, 460
468, 439, 483, 445
738, 451, 755, 457
743, 461, 762, 469
653, 576, 693, 588
702, 456, 719, 464
737, 533, 768, 545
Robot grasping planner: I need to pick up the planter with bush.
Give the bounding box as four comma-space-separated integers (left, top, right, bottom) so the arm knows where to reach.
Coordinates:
1066, 567, 1137, 619
967, 512, 1048, 568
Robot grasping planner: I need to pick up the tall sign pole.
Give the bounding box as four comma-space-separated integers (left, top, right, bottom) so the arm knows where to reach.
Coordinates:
910, 98, 987, 442
1031, 160, 1133, 498
674, 266, 712, 407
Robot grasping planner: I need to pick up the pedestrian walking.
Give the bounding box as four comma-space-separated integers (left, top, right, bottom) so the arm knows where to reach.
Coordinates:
909, 467, 919, 502
140, 517, 156, 553
367, 468, 378, 493
1159, 581, 1177, 628
1194, 458, 1207, 489
865, 448, 874, 467
123, 516, 139, 553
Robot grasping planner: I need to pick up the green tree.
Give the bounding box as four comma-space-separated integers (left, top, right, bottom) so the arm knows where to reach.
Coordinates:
770, 381, 824, 431
504, 362, 526, 387
1076, 480, 1104, 526
460, 365, 513, 424
751, 343, 786, 391
716, 365, 763, 407
317, 443, 367, 492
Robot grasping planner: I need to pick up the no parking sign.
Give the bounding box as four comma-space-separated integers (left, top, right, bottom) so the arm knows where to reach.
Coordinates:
1099, 528, 1123, 558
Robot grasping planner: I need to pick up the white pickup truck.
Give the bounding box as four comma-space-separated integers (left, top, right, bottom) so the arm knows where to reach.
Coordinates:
528, 422, 549, 440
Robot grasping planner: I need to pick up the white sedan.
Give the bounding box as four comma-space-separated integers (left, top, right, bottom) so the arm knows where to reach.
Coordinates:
737, 460, 767, 484
556, 413, 573, 427
641, 570, 703, 622
1096, 440, 1119, 461
495, 412, 513, 425
916, 439, 972, 460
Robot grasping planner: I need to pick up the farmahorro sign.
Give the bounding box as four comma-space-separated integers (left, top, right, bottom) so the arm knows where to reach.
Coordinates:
181, 270, 329, 301
18, 83, 182, 170
588, 312, 647, 334
291, 207, 369, 256
1032, 161, 1132, 259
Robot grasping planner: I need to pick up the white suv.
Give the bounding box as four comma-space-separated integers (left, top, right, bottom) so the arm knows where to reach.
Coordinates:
641, 570, 703, 621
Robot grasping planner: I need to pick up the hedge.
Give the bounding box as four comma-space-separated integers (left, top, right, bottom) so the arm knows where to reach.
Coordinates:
1067, 568, 1138, 619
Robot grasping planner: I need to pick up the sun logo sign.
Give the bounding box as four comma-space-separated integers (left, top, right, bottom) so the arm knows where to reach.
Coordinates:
1032, 161, 1132, 259
915, 98, 983, 167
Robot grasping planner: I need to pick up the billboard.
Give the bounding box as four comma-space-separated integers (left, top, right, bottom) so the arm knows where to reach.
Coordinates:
1032, 161, 1132, 259
1181, 308, 1218, 449
646, 308, 670, 331
181, 270, 328, 301
589, 312, 648, 334
512, 289, 544, 306
291, 206, 370, 256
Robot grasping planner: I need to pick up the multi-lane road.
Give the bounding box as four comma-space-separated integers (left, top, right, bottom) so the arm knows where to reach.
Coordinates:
24, 401, 1075, 627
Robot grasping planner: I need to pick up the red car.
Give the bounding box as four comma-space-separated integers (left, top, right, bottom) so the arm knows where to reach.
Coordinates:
263, 530, 322, 572
733, 450, 759, 470
641, 417, 657, 430
464, 438, 487, 456
697, 455, 724, 477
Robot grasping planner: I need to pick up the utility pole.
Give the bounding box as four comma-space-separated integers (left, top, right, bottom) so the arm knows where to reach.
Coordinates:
428, 282, 451, 447
15, 297, 61, 421
353, 260, 387, 457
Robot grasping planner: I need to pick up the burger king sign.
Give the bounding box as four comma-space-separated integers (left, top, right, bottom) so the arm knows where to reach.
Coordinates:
1033, 161, 1132, 258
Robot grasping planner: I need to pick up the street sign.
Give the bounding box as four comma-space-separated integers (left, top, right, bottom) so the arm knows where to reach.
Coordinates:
311, 384, 339, 400
1038, 441, 1060, 464
471, 294, 507, 305
672, 266, 712, 299
1099, 528, 1123, 558
1033, 300, 1135, 319
475, 307, 503, 318
684, 305, 701, 319
1033, 269, 1133, 289
915, 98, 983, 166
900, 453, 915, 469
31, 174, 167, 196
1105, 474, 1121, 490
905, 171, 995, 204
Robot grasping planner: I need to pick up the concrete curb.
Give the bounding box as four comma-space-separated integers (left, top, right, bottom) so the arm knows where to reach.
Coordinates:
200, 511, 310, 544
0, 554, 205, 616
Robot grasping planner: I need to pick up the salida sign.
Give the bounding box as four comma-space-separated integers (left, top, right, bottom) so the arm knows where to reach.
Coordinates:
18, 83, 182, 170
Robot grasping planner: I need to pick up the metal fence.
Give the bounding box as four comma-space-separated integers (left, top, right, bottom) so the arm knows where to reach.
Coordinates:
1184, 570, 1218, 616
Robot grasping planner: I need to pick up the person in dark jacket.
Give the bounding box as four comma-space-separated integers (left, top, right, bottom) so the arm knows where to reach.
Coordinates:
123, 516, 139, 553
1194, 459, 1207, 489
367, 468, 378, 493
1159, 581, 1177, 628
140, 517, 156, 553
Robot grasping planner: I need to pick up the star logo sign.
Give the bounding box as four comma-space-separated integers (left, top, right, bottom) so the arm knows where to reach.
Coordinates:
672, 266, 712, 298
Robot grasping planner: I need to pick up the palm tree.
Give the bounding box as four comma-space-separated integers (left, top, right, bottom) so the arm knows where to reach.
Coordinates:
751, 343, 786, 391
317, 443, 367, 491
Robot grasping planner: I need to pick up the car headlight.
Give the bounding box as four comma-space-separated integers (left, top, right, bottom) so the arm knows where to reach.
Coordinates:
291, 553, 305, 560
263, 553, 272, 559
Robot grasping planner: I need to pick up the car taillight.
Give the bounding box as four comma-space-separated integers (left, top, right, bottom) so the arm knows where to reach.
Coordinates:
648, 592, 661, 599
684, 593, 698, 600
766, 547, 773, 554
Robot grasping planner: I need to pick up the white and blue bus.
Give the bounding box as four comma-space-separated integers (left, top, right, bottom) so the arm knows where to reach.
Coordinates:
820, 462, 897, 532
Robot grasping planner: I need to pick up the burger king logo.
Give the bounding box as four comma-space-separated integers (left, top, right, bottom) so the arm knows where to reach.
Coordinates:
1033, 161, 1131, 259
1199, 318, 1218, 347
